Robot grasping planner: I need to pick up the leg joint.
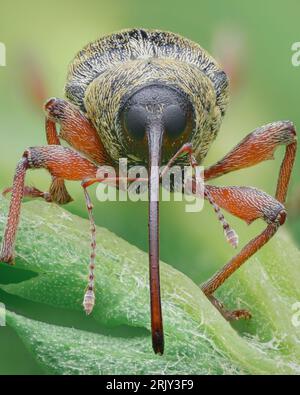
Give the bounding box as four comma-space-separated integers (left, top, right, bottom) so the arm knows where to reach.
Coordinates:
276, 120, 297, 144
274, 208, 287, 226
44, 97, 67, 122
265, 204, 287, 226
22, 147, 44, 169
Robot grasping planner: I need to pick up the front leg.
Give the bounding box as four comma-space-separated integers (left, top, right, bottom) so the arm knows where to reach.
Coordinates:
204, 120, 297, 205
3, 98, 110, 205
43, 97, 110, 204
0, 146, 97, 264
2, 117, 71, 205
44, 98, 110, 165
44, 102, 72, 204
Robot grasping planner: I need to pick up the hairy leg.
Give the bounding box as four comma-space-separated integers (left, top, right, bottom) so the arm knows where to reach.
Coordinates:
44, 98, 110, 166
44, 104, 72, 204
198, 121, 297, 319
204, 120, 297, 202
0, 146, 97, 264
11, 97, 110, 205
2, 118, 69, 204
165, 121, 296, 319
3, 186, 52, 202
200, 185, 286, 294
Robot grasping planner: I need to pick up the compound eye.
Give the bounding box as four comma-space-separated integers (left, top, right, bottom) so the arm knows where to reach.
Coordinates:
163, 105, 187, 138
124, 105, 147, 140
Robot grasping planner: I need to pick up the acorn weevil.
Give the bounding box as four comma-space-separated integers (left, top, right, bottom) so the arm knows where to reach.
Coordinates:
0, 29, 297, 355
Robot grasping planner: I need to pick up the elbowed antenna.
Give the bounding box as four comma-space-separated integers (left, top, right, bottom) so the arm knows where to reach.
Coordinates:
147, 121, 164, 355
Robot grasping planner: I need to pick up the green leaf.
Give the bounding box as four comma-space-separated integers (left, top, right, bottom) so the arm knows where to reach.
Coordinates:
1, 195, 300, 374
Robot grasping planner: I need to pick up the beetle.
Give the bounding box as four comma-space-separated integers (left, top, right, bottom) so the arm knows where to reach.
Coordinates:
0, 28, 297, 355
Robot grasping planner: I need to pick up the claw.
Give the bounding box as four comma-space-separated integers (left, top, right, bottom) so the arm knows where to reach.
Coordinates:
0, 251, 15, 265
225, 308, 252, 321
206, 294, 251, 321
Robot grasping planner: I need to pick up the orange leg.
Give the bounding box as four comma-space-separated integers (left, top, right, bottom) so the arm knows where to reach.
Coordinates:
3, 185, 52, 202
199, 185, 286, 319
204, 120, 296, 202
44, 101, 73, 204
0, 146, 97, 264
4, 98, 110, 205
44, 98, 110, 166
44, 98, 111, 204
198, 121, 297, 319
3, 115, 70, 204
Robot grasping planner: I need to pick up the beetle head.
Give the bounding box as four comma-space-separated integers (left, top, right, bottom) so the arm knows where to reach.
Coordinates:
119, 83, 194, 165
84, 58, 224, 167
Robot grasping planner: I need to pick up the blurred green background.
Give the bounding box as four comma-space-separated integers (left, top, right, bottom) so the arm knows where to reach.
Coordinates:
0, 0, 300, 374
